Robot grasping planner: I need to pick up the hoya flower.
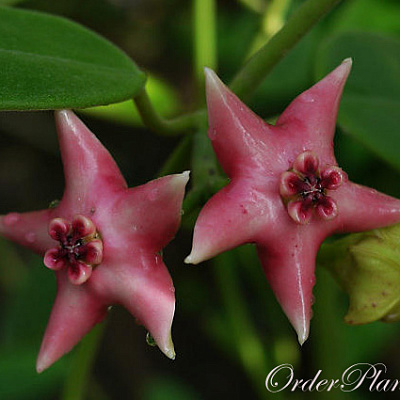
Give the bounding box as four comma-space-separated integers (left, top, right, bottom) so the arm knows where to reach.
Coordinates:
185, 59, 400, 343
0, 110, 189, 372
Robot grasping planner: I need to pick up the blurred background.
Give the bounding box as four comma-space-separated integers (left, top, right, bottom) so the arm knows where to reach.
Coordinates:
0, 0, 399, 399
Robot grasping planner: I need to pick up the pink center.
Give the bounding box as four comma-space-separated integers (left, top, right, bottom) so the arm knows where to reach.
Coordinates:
44, 215, 103, 285
279, 151, 346, 224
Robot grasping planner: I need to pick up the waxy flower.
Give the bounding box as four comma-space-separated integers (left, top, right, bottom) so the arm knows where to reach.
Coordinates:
185, 60, 400, 343
0, 110, 189, 372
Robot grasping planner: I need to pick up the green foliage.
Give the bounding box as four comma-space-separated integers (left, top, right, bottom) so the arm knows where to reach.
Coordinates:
81, 75, 181, 126
316, 32, 400, 171
0, 238, 68, 399
330, 0, 400, 36
0, 6, 146, 110
318, 225, 400, 325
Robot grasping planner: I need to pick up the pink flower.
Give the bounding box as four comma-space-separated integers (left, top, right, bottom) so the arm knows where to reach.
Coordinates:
185, 59, 400, 343
0, 110, 189, 372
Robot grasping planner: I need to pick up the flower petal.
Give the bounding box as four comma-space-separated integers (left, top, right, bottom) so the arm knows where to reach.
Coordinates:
36, 274, 107, 373
55, 110, 127, 210
334, 182, 400, 232
276, 58, 352, 161
186, 180, 266, 264
104, 254, 176, 360
205, 68, 276, 176
0, 209, 54, 255
111, 171, 189, 252
257, 232, 319, 345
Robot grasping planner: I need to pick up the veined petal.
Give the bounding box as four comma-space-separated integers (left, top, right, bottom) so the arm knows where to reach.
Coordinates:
36, 274, 107, 372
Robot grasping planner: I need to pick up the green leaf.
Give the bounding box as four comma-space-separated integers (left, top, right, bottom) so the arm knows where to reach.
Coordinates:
330, 0, 400, 37
80, 75, 181, 126
316, 32, 400, 171
250, 29, 320, 117
0, 0, 26, 5
0, 6, 146, 110
0, 346, 68, 400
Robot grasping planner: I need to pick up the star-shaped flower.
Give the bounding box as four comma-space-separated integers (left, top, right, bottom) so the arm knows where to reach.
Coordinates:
0, 110, 189, 372
185, 59, 400, 343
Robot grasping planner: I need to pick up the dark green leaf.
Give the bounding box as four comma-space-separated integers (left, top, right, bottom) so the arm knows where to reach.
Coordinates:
330, 0, 400, 37
316, 32, 400, 170
0, 346, 68, 400
0, 6, 146, 110
81, 74, 181, 126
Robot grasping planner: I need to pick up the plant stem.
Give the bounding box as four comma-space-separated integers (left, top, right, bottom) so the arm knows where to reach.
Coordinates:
193, 0, 217, 96
229, 0, 344, 99
214, 251, 277, 399
61, 323, 106, 400
157, 135, 192, 177
133, 90, 205, 136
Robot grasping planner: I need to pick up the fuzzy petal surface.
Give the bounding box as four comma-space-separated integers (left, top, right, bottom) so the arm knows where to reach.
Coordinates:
187, 60, 400, 343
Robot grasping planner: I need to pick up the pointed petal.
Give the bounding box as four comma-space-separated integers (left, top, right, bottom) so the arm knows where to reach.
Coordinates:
186, 180, 267, 264
55, 110, 127, 207
111, 171, 189, 251
106, 254, 176, 359
277, 59, 352, 161
36, 274, 107, 372
0, 209, 53, 254
257, 231, 320, 344
205, 68, 275, 176
334, 181, 400, 232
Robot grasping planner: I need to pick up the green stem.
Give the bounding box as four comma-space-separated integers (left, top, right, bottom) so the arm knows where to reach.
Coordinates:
157, 135, 192, 177
214, 251, 275, 400
229, 0, 344, 99
193, 0, 217, 95
133, 90, 205, 136
312, 267, 346, 400
61, 323, 106, 400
